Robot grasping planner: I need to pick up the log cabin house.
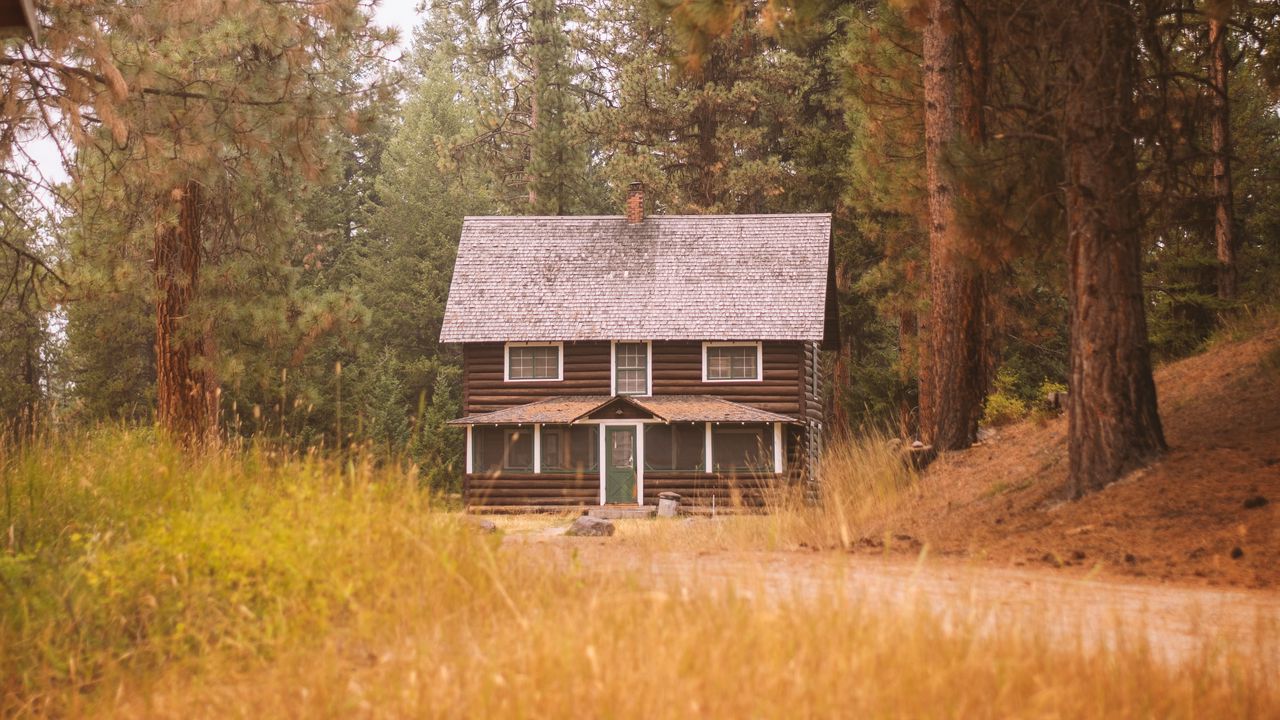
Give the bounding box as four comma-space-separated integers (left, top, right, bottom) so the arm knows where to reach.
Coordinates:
440, 184, 837, 510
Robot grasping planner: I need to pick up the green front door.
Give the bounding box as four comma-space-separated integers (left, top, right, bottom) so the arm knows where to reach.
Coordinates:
604, 426, 637, 504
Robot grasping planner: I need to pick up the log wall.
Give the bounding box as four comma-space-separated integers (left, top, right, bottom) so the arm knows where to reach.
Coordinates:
641, 471, 781, 508
460, 338, 824, 507
463, 340, 808, 416
464, 470, 784, 508
465, 472, 599, 507
463, 342, 611, 415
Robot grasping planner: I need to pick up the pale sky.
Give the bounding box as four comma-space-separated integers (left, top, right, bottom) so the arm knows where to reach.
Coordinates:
374, 0, 422, 54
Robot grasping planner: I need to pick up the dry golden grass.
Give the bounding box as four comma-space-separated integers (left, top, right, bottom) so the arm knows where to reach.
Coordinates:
3, 429, 1275, 718
114, 556, 1276, 719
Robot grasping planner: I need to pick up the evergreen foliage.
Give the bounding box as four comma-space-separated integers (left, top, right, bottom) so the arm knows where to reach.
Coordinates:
4, 0, 1280, 493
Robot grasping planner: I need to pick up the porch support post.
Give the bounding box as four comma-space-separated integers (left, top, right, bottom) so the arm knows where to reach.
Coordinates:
533, 424, 541, 474
705, 422, 713, 473
465, 426, 473, 474
598, 426, 607, 505
773, 422, 783, 475
636, 423, 645, 506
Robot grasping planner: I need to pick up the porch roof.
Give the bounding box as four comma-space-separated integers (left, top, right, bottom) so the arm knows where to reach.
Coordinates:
447, 394, 799, 426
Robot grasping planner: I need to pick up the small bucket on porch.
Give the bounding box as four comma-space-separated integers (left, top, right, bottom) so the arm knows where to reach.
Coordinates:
657, 492, 682, 518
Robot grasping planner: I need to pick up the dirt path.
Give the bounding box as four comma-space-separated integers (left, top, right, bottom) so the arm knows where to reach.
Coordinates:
520, 542, 1280, 667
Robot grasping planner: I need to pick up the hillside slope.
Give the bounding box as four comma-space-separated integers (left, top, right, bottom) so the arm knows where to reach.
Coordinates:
872, 317, 1280, 588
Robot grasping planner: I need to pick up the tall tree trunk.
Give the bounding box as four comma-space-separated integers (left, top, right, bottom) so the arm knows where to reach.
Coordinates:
898, 308, 918, 440
1209, 16, 1237, 300
528, 64, 540, 209
1062, 1, 1166, 497
921, 0, 986, 451
154, 180, 219, 445
15, 317, 38, 443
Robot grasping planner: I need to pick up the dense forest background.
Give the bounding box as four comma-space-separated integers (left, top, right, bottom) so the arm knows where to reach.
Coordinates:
2, 0, 1279, 493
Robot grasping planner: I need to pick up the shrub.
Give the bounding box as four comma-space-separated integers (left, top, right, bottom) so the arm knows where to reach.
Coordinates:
981, 369, 1029, 427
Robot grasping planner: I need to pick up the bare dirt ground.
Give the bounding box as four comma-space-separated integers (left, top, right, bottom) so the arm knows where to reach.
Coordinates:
486, 318, 1280, 669
512, 540, 1280, 668
862, 316, 1280, 588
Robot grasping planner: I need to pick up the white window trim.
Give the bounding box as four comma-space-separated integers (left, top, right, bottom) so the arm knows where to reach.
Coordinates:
701, 341, 763, 383
610, 340, 653, 397
503, 341, 564, 382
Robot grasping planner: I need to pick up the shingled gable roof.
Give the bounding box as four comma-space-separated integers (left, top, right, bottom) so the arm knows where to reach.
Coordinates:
438, 214, 837, 345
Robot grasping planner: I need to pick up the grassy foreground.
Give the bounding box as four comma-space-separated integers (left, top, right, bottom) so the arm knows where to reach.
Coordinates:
1, 429, 1275, 717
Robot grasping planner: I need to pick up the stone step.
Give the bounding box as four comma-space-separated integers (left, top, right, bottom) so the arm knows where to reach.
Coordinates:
587, 505, 657, 520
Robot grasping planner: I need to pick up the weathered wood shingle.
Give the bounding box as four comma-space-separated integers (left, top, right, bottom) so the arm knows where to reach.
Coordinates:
439, 214, 833, 343
447, 394, 799, 426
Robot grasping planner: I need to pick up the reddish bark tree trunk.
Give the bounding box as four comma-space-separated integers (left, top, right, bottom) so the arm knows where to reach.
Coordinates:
1062, 1, 1166, 497
1209, 16, 1237, 300
921, 0, 986, 451
154, 180, 219, 445
898, 308, 918, 441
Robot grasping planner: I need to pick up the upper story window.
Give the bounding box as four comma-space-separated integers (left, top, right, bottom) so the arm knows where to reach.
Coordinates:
614, 341, 650, 395
505, 342, 562, 382
703, 341, 762, 382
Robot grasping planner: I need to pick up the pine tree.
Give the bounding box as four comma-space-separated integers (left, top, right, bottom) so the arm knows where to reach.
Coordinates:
597, 0, 815, 213
919, 0, 988, 451
1208, 9, 1237, 299
0, 188, 52, 440
421, 0, 604, 214
6, 0, 396, 444
527, 0, 586, 214
1061, 0, 1166, 496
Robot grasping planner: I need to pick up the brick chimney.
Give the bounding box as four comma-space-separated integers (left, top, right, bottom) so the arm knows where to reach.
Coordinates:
626, 182, 645, 224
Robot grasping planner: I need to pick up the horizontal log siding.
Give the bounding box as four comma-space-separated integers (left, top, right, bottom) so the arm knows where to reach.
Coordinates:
464, 471, 784, 508
463, 340, 808, 417
464, 341, 611, 415
466, 472, 599, 507
642, 471, 782, 508
650, 341, 803, 416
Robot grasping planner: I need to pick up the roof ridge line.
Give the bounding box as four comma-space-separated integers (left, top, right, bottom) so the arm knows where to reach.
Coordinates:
462, 213, 832, 221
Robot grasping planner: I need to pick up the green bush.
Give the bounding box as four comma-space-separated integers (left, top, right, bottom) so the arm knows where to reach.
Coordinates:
981, 369, 1029, 427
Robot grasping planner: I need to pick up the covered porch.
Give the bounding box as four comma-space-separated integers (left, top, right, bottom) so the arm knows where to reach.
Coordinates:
449, 395, 799, 510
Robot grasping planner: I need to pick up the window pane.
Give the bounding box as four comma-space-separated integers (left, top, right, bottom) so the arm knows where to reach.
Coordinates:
473, 426, 505, 473
541, 430, 561, 469
707, 345, 757, 381
674, 425, 706, 470
618, 369, 645, 394
610, 431, 634, 469
571, 425, 599, 472
504, 429, 533, 470
712, 426, 772, 472
509, 345, 559, 380
615, 342, 647, 394
645, 425, 673, 470
541, 425, 598, 474
644, 424, 705, 471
